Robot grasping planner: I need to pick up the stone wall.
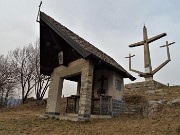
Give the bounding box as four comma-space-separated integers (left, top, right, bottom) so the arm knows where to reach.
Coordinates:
125, 80, 166, 91
124, 95, 146, 116
78, 59, 94, 121
111, 99, 124, 116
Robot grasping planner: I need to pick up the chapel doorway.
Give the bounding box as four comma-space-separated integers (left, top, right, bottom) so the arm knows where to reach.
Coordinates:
60, 80, 77, 114
60, 75, 81, 114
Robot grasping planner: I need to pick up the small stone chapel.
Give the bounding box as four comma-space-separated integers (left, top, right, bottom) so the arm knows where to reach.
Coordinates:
40, 12, 135, 121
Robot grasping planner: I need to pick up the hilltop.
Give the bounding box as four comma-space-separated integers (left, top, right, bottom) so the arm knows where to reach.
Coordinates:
0, 86, 180, 135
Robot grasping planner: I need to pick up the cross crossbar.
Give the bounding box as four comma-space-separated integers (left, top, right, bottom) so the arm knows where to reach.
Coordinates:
125, 53, 135, 59
160, 41, 175, 48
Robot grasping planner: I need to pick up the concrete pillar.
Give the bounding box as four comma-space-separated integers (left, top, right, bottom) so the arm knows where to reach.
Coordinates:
46, 72, 64, 115
78, 59, 94, 121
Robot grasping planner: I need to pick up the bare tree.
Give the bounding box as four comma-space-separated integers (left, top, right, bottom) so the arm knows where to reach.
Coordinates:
33, 41, 50, 100
0, 41, 50, 104
9, 44, 37, 103
0, 55, 17, 108
34, 74, 50, 100
8, 41, 50, 103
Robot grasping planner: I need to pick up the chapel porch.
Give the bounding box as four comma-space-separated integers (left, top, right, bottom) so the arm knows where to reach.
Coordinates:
45, 58, 125, 121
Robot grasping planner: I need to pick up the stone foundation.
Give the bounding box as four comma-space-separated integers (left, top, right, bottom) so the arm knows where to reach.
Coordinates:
111, 99, 124, 116
125, 80, 166, 91
124, 95, 146, 115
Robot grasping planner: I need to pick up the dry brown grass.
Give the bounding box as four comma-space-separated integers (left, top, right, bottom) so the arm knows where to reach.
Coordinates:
0, 87, 180, 135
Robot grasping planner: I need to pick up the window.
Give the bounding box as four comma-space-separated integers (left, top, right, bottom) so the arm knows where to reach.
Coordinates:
115, 79, 122, 90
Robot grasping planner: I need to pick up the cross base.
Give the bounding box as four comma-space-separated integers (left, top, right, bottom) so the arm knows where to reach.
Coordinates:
145, 76, 153, 81
139, 74, 153, 81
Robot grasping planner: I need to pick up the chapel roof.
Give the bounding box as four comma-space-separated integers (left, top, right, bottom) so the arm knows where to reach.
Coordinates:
40, 12, 135, 81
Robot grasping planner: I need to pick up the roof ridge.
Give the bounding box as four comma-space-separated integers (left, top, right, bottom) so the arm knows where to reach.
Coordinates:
41, 12, 117, 61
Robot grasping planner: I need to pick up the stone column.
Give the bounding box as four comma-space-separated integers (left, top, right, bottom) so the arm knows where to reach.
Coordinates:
78, 59, 94, 121
77, 79, 81, 95
46, 72, 64, 115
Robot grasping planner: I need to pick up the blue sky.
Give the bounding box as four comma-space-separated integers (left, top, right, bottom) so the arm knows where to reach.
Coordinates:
0, 0, 180, 96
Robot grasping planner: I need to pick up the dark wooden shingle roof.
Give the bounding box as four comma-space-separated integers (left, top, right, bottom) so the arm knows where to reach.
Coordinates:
40, 12, 135, 81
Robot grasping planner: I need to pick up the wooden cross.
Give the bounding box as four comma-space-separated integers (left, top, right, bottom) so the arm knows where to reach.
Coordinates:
151, 41, 175, 75
98, 75, 107, 90
125, 53, 135, 71
127, 26, 176, 81
97, 75, 108, 96
160, 41, 175, 60
129, 26, 166, 74
125, 53, 135, 59
160, 41, 175, 48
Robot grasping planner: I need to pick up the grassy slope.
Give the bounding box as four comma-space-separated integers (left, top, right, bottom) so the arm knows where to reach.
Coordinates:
0, 87, 180, 135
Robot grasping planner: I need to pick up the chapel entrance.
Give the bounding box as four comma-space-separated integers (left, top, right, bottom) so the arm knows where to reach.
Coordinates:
62, 75, 81, 114
63, 69, 112, 116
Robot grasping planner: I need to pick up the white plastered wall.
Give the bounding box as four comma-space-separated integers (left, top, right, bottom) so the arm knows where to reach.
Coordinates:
93, 69, 124, 100
110, 71, 124, 100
